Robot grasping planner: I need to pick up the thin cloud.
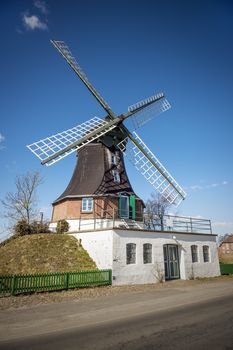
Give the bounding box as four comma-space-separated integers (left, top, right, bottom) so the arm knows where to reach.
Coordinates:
16, 27, 23, 34
189, 181, 228, 191
23, 14, 48, 31
212, 222, 233, 228
0, 133, 5, 150
34, 0, 48, 15
206, 183, 218, 188
19, 1, 49, 33
190, 185, 203, 191
0, 133, 5, 143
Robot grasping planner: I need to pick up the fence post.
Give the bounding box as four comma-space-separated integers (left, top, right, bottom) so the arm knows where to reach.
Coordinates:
66, 272, 69, 290
109, 269, 112, 285
11, 275, 16, 296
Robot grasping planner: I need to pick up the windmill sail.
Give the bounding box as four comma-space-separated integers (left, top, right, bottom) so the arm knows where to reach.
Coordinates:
117, 131, 186, 206
128, 93, 171, 130
27, 117, 116, 166
51, 40, 116, 119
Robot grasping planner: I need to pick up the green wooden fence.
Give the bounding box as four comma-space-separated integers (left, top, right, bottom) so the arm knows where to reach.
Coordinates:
220, 263, 233, 275
0, 269, 112, 296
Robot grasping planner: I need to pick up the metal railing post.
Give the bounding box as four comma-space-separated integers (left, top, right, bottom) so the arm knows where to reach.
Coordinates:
79, 215, 81, 231
94, 213, 96, 230
113, 208, 115, 228
190, 217, 193, 232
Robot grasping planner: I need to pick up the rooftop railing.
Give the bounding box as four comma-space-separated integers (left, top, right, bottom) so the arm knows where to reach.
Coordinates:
143, 213, 212, 234
77, 209, 212, 235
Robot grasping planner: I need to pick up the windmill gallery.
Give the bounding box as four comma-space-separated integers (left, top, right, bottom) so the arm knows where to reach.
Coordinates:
27, 40, 220, 284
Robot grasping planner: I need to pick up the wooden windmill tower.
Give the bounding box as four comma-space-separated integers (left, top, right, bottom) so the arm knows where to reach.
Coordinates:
27, 40, 186, 229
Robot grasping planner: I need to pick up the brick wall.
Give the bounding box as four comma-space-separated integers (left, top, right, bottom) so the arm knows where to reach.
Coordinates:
51, 196, 144, 222
52, 197, 118, 222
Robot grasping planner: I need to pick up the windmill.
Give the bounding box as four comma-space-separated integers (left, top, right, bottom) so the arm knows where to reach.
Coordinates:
27, 40, 186, 227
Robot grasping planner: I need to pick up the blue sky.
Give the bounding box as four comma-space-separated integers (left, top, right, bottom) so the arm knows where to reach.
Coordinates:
1, 0, 233, 238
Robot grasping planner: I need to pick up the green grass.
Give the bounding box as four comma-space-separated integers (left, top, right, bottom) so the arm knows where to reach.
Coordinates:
220, 263, 233, 275
0, 234, 96, 275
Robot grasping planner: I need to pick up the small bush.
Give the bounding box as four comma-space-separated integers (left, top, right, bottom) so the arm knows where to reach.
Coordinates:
30, 221, 50, 234
152, 262, 165, 283
56, 219, 69, 234
14, 219, 32, 236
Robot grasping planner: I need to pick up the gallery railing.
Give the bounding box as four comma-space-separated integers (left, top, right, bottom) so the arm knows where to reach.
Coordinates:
77, 209, 212, 235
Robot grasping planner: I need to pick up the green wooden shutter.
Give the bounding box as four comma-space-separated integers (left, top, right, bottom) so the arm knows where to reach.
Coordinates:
129, 195, 136, 220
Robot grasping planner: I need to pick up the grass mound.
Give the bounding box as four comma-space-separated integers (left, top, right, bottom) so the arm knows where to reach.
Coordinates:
0, 234, 96, 275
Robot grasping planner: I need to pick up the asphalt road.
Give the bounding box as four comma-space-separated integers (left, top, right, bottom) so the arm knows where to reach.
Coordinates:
1, 280, 233, 350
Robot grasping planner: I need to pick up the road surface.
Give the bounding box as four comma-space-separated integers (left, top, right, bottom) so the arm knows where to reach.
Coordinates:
1, 279, 233, 349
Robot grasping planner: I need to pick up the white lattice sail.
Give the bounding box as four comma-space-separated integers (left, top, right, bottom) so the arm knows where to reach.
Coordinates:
128, 93, 171, 130
51, 40, 114, 117
118, 132, 186, 206
27, 117, 116, 166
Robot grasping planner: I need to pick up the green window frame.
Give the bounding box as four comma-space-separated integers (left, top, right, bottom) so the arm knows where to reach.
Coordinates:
119, 194, 129, 219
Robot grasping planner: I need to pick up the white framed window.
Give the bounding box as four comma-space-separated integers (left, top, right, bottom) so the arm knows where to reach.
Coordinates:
111, 152, 120, 165
143, 243, 152, 264
81, 197, 93, 212
203, 245, 210, 262
191, 245, 198, 263
126, 243, 136, 264
111, 154, 117, 165
113, 170, 120, 183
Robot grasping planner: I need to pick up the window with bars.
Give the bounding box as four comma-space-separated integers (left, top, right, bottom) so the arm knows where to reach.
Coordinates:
126, 243, 136, 264
203, 245, 210, 262
81, 198, 93, 212
143, 243, 152, 264
191, 245, 198, 263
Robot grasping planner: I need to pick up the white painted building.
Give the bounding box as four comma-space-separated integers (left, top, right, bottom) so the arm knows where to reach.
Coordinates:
71, 226, 220, 285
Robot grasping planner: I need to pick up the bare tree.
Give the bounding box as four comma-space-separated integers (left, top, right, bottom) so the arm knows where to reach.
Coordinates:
218, 233, 232, 246
1, 171, 42, 225
145, 193, 171, 230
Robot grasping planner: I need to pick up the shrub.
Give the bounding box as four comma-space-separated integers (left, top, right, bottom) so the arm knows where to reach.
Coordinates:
56, 219, 69, 234
30, 221, 51, 234
14, 219, 32, 236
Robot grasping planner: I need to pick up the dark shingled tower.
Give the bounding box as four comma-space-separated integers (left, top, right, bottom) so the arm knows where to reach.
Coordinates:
51, 143, 144, 223
54, 143, 136, 201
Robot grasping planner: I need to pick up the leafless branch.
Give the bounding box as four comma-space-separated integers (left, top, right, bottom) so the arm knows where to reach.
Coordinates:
1, 171, 43, 224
